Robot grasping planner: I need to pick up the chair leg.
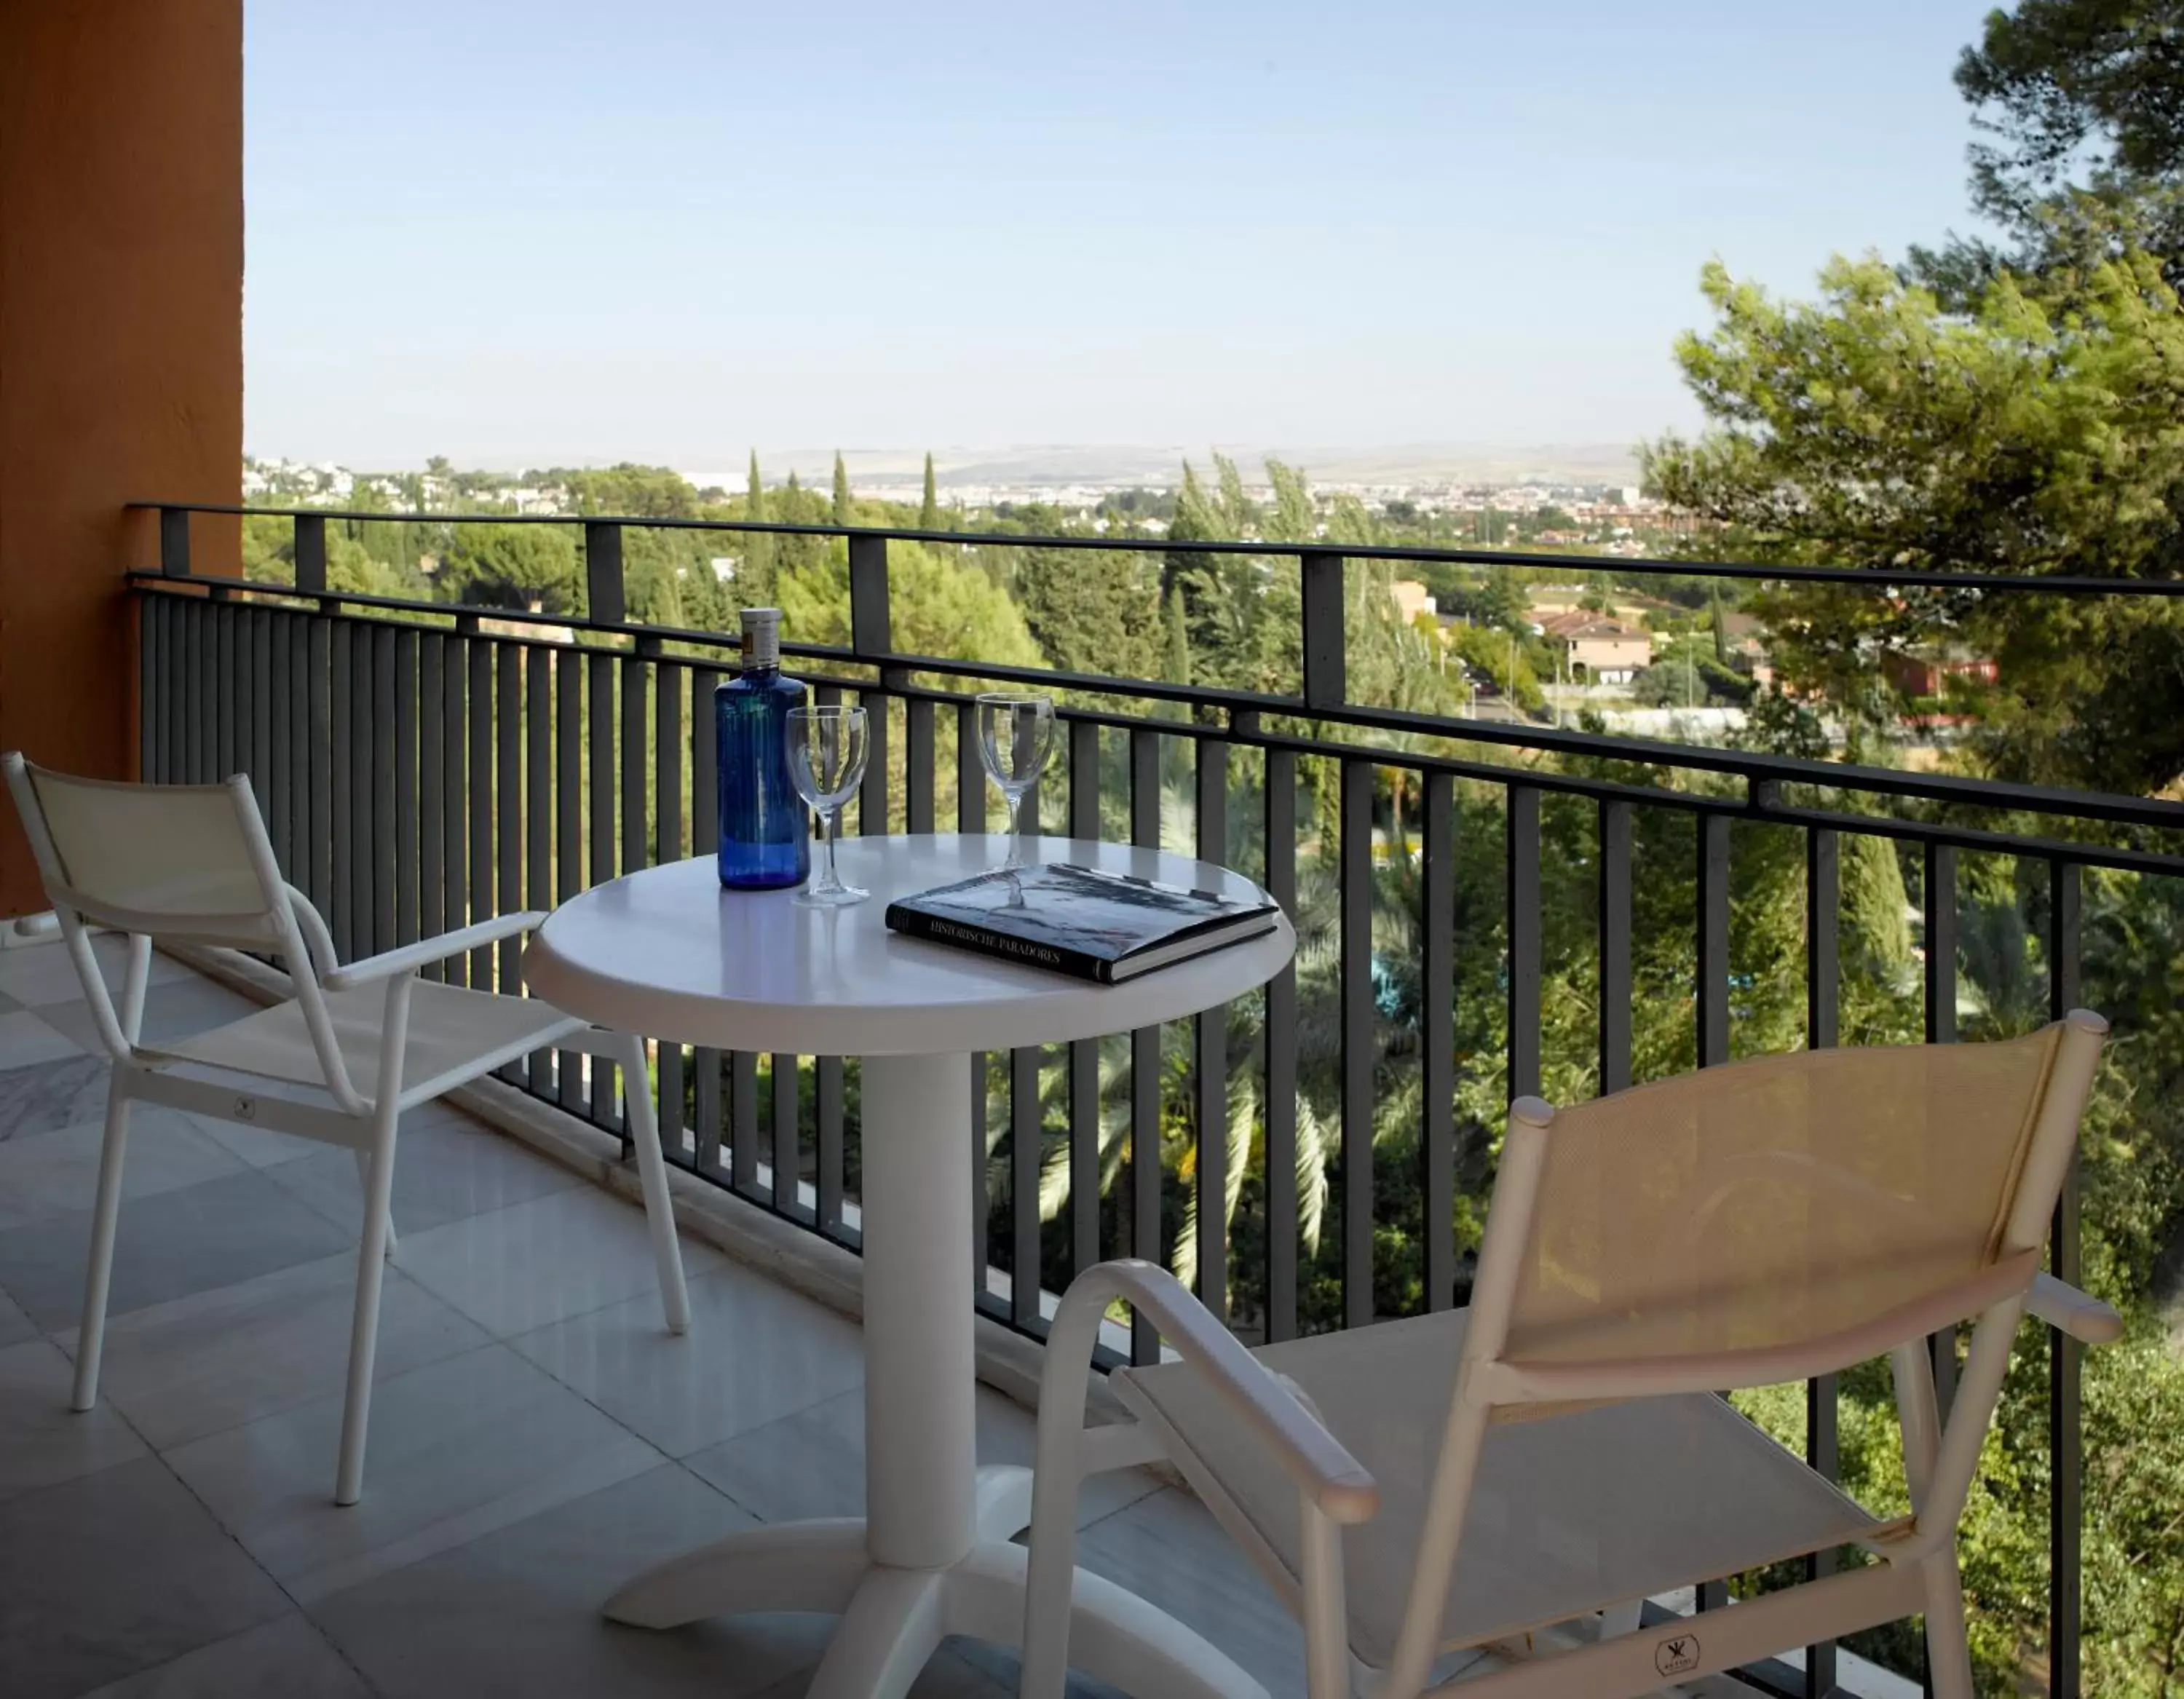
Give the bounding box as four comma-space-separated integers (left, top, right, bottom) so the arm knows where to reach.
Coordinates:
71, 1079, 134, 1412
352, 1147, 396, 1256
335, 1099, 401, 1506
1922, 1549, 1975, 1699
618, 1031, 690, 1335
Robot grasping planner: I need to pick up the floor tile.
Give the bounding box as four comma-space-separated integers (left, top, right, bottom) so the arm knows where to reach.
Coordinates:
509, 1260, 863, 1457
0, 936, 194, 1009
0, 1007, 87, 1072
0, 1053, 115, 1142
745, 1640, 1018, 1699
0, 1104, 248, 1228
0, 1168, 355, 1331
1075, 1488, 1307, 1699
54, 1251, 489, 1452
78, 1611, 373, 1699
392, 1183, 722, 1338
165, 1342, 662, 1600
0, 1454, 290, 1699
266, 1114, 582, 1239
0, 1283, 36, 1347
0, 1336, 149, 1500
684, 1382, 1160, 1529
34, 977, 269, 1053
187, 1106, 340, 1168
310, 1462, 804, 1699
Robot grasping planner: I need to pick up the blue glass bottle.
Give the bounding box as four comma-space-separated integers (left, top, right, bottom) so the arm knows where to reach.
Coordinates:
716, 607, 811, 889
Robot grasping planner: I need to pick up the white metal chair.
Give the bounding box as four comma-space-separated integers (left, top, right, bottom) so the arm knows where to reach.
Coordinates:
1020, 1015, 2121, 1699
4, 754, 692, 1506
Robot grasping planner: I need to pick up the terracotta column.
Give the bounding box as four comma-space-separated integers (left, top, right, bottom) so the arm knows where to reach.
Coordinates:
0, 0, 243, 916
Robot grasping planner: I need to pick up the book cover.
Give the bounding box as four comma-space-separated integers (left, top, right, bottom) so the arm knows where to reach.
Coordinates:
884, 862, 1278, 983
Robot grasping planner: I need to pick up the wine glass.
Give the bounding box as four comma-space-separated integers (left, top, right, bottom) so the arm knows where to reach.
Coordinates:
787, 705, 870, 908
976, 692, 1056, 871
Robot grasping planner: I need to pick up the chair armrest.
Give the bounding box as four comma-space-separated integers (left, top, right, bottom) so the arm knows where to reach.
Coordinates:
1095, 1260, 1380, 1524
2029, 1272, 2123, 1345
322, 912, 550, 991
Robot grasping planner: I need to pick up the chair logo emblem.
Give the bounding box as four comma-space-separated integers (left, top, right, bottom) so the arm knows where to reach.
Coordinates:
1655, 1633, 1700, 1676
234, 1096, 257, 1121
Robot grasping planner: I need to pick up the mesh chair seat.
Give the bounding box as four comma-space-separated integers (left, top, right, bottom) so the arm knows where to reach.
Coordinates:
1117, 1307, 1879, 1670
146, 980, 586, 1103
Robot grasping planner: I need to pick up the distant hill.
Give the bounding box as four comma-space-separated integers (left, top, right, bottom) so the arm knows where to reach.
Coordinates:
678, 442, 1642, 491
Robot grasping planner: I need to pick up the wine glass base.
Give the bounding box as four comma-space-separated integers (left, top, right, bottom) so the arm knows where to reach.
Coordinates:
794, 883, 870, 909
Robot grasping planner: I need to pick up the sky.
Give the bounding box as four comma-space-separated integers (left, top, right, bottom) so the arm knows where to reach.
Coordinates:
244, 0, 2005, 469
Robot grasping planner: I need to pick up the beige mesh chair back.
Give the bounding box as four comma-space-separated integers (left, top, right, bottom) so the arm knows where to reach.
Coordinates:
1017, 1016, 2117, 1699
4, 753, 691, 1508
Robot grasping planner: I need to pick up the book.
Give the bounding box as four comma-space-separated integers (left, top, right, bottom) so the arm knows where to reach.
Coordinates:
884, 862, 1280, 984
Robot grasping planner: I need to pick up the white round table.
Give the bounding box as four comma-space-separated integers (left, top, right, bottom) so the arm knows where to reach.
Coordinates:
525, 833, 1294, 1699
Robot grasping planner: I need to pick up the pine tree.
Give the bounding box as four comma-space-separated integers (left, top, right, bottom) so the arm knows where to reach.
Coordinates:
832, 451, 853, 526
919, 453, 940, 530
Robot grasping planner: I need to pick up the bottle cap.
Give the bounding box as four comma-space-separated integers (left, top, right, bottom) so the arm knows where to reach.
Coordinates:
740, 606, 782, 668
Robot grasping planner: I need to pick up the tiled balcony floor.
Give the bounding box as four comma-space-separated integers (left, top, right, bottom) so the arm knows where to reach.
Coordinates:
0, 936, 1305, 1699
0, 937, 1915, 1699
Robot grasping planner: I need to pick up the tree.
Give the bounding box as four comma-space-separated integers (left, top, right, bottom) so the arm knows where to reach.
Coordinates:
440, 522, 581, 612
831, 451, 852, 526
776, 538, 1044, 673
1265, 457, 1317, 542
1013, 548, 1161, 681
740, 451, 776, 607
919, 453, 939, 530
1929, 0, 2184, 287
1642, 253, 2184, 793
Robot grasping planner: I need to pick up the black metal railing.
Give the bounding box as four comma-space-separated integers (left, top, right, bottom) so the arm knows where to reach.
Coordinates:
129, 500, 2184, 1699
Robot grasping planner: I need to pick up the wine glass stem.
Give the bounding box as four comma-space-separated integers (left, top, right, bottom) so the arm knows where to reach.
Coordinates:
1005, 790, 1027, 870
823, 808, 840, 890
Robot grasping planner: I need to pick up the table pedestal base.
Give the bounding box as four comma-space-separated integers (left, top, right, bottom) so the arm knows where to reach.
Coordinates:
605, 1465, 1261, 1699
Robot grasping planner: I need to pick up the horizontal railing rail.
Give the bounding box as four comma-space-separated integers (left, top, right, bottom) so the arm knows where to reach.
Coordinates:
127, 498, 2184, 1699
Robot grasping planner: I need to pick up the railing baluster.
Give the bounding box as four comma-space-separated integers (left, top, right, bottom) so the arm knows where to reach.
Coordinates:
906, 697, 936, 834
250, 607, 273, 818
1698, 812, 1730, 1068
1129, 724, 1162, 1363
1805, 825, 1841, 1699
772, 1053, 803, 1219
1423, 769, 1457, 1312
1599, 799, 1634, 1095
2047, 857, 2084, 1699
1195, 737, 1230, 1321
526, 645, 553, 1093
555, 646, 583, 1111
495, 641, 522, 1075
183, 599, 205, 782
262, 609, 287, 853
419, 636, 446, 972
1067, 719, 1101, 1279
1339, 757, 1374, 1328
614, 648, 646, 1148
442, 629, 470, 987
214, 596, 236, 782
654, 656, 684, 1152
159, 506, 191, 578
1506, 785, 1542, 1101
392, 630, 419, 948
732, 1050, 761, 1199
586, 649, 614, 1119
305, 616, 332, 919
692, 662, 724, 1177
1924, 841, 1960, 1427
329, 621, 354, 962
372, 626, 397, 956
584, 521, 625, 624
818, 1053, 846, 1238
138, 597, 159, 781
962, 700, 991, 1303
1010, 1042, 1042, 1331
1264, 746, 1299, 1342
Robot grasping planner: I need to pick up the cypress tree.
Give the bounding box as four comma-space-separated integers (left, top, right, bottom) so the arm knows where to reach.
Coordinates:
832, 451, 853, 526
919, 453, 940, 530
741, 451, 775, 606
